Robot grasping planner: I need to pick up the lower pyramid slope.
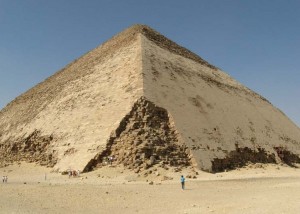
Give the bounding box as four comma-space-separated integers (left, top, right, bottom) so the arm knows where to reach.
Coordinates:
0, 25, 299, 173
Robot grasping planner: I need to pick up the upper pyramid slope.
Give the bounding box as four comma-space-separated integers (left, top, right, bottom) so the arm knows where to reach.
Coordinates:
0, 24, 214, 131
0, 24, 299, 172
130, 24, 217, 69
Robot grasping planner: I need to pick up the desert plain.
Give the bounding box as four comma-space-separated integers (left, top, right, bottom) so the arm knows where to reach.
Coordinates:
1, 162, 299, 214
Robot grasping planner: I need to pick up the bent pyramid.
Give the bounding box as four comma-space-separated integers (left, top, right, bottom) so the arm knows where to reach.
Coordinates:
0, 25, 299, 173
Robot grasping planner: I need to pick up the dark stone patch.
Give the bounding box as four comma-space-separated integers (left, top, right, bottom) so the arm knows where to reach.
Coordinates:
274, 146, 300, 167
211, 145, 276, 173
0, 130, 57, 167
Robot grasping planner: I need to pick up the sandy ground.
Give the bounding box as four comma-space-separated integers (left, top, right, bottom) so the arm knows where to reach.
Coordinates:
0, 163, 299, 214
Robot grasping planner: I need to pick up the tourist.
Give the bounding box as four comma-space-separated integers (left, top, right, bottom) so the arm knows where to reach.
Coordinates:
181, 175, 185, 190
2, 176, 4, 183
109, 156, 114, 165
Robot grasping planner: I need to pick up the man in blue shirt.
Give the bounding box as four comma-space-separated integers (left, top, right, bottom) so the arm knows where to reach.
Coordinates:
181, 175, 185, 190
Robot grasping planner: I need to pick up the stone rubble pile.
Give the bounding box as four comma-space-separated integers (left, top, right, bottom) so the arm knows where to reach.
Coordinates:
98, 97, 192, 173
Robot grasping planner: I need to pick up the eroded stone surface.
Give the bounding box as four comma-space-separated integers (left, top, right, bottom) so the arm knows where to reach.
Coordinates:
211, 145, 276, 172
0, 130, 57, 167
84, 97, 191, 172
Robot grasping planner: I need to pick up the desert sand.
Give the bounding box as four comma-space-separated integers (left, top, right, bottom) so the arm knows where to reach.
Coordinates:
1, 162, 299, 214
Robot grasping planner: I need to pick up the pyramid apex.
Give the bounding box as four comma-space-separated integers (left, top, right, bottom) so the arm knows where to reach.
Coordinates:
120, 24, 217, 69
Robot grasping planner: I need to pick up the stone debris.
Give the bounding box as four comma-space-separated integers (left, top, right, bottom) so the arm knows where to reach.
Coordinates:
88, 97, 191, 173
211, 146, 276, 172
161, 176, 173, 181
0, 130, 57, 167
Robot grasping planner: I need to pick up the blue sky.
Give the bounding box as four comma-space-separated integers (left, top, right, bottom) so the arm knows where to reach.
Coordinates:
0, 0, 299, 127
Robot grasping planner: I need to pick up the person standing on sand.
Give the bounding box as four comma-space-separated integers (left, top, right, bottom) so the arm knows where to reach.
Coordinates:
181, 175, 185, 190
2, 176, 4, 183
